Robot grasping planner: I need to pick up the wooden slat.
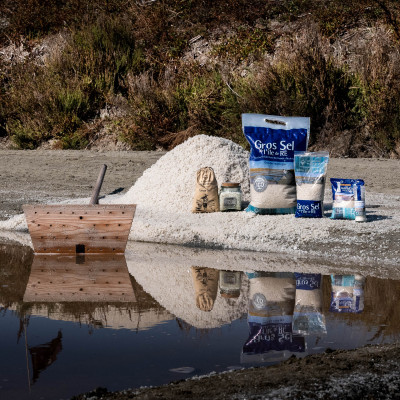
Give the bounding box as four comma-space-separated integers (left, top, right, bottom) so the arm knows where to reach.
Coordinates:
23, 254, 136, 302
23, 204, 136, 254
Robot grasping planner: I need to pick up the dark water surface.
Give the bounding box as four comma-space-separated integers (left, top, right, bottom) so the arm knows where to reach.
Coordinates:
1, 241, 400, 400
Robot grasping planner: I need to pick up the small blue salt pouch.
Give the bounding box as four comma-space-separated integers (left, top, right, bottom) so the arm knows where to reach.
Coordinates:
242, 114, 310, 214
294, 152, 329, 218
330, 179, 365, 220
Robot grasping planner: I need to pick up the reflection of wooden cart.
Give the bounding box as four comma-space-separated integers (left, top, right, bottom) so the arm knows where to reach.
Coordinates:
21, 254, 136, 387
23, 165, 135, 254
23, 254, 136, 302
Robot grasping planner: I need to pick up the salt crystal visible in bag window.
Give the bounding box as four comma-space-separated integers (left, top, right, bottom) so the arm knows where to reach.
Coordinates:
330, 179, 365, 220
294, 151, 329, 218
242, 114, 310, 214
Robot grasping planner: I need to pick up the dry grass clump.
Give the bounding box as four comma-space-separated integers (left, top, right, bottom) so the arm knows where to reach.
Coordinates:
346, 24, 400, 156
0, 0, 126, 43
3, 16, 140, 148
235, 27, 364, 151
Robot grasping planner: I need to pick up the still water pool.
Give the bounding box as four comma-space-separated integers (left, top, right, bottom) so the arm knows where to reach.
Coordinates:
1, 241, 400, 400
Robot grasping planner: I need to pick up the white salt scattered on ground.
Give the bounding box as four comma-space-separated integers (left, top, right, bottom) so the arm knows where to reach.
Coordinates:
0, 135, 399, 266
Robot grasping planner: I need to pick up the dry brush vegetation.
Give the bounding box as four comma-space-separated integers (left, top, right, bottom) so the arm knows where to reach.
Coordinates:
0, 0, 400, 157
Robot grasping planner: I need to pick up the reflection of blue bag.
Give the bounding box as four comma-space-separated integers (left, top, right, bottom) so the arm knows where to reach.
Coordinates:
293, 273, 326, 335
242, 114, 310, 215
242, 315, 305, 359
329, 274, 365, 313
243, 271, 304, 363
294, 272, 321, 290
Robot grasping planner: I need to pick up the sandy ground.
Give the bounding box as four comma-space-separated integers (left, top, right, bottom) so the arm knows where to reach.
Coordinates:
0, 150, 399, 221
1, 150, 400, 399
0, 150, 165, 220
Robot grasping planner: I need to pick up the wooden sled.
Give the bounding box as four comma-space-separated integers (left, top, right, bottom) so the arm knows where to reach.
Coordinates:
24, 204, 135, 254
23, 164, 135, 254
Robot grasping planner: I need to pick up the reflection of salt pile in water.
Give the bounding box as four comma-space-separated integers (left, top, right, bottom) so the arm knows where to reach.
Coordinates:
128, 260, 250, 329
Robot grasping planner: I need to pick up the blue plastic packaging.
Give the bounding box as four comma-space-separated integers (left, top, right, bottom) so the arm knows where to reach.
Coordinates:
330, 178, 365, 220
294, 151, 329, 218
242, 114, 310, 215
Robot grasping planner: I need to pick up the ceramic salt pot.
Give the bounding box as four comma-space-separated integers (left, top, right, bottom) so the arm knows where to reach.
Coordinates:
219, 182, 242, 211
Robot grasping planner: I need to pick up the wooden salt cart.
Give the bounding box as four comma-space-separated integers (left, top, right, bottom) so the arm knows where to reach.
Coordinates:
23, 165, 135, 255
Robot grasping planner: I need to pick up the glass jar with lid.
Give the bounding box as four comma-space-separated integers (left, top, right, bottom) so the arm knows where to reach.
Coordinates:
219, 182, 242, 211
219, 270, 242, 299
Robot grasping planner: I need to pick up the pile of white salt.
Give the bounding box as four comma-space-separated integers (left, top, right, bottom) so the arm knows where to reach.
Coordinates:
116, 134, 250, 211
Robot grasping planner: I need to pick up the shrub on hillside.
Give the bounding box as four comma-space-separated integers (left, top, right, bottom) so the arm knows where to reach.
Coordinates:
5, 16, 140, 148
236, 28, 366, 150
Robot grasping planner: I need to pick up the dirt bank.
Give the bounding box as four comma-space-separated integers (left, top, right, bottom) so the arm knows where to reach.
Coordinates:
71, 344, 400, 399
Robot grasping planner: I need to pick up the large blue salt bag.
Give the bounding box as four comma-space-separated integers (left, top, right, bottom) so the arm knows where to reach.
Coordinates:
242, 114, 310, 215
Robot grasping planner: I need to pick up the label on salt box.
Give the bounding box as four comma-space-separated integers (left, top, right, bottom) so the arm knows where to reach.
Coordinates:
296, 200, 323, 218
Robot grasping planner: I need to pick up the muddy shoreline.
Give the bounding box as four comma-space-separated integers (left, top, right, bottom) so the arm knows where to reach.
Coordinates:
71, 344, 400, 400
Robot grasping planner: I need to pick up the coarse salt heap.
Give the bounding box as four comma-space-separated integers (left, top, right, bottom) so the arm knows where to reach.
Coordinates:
118, 135, 250, 212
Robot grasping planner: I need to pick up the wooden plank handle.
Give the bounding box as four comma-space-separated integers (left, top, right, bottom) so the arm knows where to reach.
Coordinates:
89, 164, 107, 205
